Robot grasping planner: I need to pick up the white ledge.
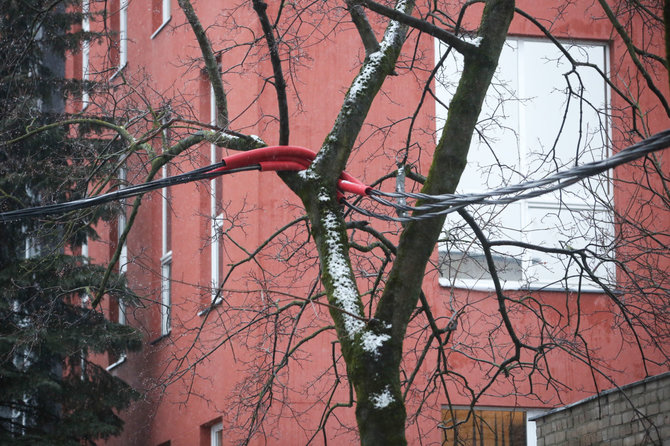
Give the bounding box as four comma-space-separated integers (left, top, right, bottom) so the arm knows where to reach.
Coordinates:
106, 353, 127, 371
438, 277, 609, 294
109, 62, 128, 81
151, 16, 172, 40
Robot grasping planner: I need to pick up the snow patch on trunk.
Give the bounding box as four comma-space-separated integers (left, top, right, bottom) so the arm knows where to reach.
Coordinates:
361, 331, 390, 357
371, 386, 394, 409
322, 211, 364, 337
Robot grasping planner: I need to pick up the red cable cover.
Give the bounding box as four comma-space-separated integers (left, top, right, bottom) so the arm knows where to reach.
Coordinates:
215, 145, 370, 196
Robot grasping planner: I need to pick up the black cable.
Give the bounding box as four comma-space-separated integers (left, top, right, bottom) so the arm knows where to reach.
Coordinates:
0, 163, 260, 222
357, 129, 670, 222
3, 129, 669, 223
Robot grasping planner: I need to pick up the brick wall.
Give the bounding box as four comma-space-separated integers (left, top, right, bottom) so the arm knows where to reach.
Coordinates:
532, 372, 670, 446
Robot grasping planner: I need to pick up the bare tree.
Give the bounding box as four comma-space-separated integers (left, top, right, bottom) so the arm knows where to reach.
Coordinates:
2, 0, 669, 445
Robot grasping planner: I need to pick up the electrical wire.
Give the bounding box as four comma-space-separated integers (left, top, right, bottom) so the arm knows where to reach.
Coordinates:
2, 130, 669, 223
0, 145, 369, 222
347, 129, 670, 222
0, 163, 259, 222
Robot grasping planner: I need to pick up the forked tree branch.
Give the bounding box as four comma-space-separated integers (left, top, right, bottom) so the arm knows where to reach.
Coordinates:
354, 0, 477, 56
346, 0, 381, 56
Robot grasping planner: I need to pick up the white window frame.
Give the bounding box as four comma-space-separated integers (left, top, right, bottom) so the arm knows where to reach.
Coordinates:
108, 172, 128, 370
81, 0, 90, 108
210, 422, 223, 446
151, 0, 172, 39
435, 37, 612, 292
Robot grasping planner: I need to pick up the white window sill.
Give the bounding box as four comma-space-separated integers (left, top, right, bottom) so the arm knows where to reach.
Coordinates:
438, 277, 610, 294
151, 16, 172, 39
109, 62, 128, 81
106, 353, 127, 371
198, 298, 222, 317
150, 330, 171, 345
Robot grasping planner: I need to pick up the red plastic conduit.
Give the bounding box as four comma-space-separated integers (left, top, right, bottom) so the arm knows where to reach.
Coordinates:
212, 145, 371, 197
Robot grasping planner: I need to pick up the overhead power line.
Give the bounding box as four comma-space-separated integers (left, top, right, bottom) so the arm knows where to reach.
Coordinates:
346, 129, 670, 222
2, 130, 669, 223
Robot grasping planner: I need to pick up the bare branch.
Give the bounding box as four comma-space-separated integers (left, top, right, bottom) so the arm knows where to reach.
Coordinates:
346, 0, 380, 57
252, 0, 290, 145
177, 0, 229, 128
355, 0, 477, 56
596, 0, 670, 117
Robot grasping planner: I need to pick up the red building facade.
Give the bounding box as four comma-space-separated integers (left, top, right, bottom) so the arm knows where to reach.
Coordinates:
66, 1, 669, 444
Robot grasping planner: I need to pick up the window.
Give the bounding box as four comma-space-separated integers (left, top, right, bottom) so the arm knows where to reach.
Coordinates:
441, 407, 542, 446
210, 85, 224, 304
81, 0, 90, 108
210, 422, 223, 446
108, 166, 128, 369
435, 37, 612, 291
160, 160, 172, 335
151, 0, 171, 39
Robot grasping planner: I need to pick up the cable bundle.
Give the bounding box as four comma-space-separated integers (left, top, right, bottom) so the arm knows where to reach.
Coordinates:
347, 129, 670, 222
2, 130, 669, 223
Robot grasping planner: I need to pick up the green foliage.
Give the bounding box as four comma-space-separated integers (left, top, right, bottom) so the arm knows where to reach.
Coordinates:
0, 1, 141, 444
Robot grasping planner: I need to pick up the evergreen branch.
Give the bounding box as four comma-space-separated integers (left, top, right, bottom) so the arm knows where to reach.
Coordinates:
3, 118, 135, 147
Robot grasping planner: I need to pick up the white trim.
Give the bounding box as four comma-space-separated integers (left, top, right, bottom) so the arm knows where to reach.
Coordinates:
211, 213, 224, 303
161, 163, 169, 256
438, 276, 607, 293
106, 354, 126, 371
526, 409, 544, 446
210, 85, 222, 303
150, 16, 171, 39
160, 140, 172, 335
109, 62, 127, 81
162, 0, 171, 23
119, 0, 128, 68
109, 0, 128, 80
